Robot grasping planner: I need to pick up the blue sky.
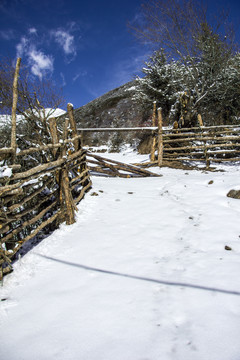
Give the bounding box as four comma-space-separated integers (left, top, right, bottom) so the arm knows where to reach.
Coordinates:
0, 0, 239, 109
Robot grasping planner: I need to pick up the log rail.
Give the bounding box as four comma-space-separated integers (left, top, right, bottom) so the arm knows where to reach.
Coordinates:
0, 105, 91, 281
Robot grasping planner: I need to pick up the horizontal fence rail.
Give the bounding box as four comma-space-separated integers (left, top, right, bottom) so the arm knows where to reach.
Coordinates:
77, 127, 158, 132
78, 120, 240, 168
0, 104, 91, 281
1, 71, 239, 281
161, 125, 240, 166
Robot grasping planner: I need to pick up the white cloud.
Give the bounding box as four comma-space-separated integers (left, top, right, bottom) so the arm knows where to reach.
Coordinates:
16, 36, 28, 57
60, 72, 66, 87
73, 70, 87, 82
15, 35, 54, 79
28, 49, 54, 79
52, 29, 76, 57
28, 28, 37, 35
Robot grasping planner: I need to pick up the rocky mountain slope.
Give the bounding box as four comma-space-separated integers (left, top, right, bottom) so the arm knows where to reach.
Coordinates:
73, 80, 151, 128
72, 81, 153, 150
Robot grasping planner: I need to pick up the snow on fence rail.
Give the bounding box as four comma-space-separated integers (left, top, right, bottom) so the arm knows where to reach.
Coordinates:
0, 105, 91, 281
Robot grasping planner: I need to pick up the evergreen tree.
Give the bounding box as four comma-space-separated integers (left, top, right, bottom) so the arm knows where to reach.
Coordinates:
130, 0, 239, 125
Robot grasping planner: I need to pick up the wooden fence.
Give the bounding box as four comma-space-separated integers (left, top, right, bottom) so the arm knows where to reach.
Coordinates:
160, 124, 240, 168
0, 105, 91, 281
1, 59, 239, 280
79, 106, 240, 169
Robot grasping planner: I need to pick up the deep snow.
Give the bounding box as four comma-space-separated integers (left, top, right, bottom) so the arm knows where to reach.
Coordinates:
1, 150, 240, 360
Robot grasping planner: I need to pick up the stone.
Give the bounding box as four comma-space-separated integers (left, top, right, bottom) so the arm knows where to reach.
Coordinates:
227, 189, 240, 199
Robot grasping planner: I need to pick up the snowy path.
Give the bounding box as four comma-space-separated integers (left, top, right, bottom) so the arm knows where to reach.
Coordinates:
1, 154, 240, 360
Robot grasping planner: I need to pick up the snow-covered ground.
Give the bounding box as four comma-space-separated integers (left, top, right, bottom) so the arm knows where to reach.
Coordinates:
0, 108, 66, 127
1, 150, 240, 360
0, 114, 23, 127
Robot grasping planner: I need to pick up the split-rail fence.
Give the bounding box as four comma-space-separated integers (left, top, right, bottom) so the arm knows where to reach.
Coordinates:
0, 101, 91, 280
1, 59, 239, 281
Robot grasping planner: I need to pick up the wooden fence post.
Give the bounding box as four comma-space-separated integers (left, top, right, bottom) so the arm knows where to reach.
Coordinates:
197, 114, 210, 168
11, 57, 21, 163
197, 113, 203, 127
49, 117, 59, 158
150, 101, 157, 162
67, 103, 81, 152
157, 107, 163, 167
59, 118, 76, 225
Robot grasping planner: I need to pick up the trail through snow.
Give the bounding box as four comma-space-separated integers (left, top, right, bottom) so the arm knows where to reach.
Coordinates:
1, 152, 240, 360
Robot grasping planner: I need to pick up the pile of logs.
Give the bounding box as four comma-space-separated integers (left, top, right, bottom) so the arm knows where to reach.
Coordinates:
87, 152, 160, 178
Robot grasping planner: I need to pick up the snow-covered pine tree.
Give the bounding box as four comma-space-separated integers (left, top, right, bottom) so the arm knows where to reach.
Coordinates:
133, 50, 188, 121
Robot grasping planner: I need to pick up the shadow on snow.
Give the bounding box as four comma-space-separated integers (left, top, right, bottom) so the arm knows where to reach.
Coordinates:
36, 253, 240, 296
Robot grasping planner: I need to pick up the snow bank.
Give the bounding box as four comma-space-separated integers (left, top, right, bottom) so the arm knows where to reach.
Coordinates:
1, 152, 240, 360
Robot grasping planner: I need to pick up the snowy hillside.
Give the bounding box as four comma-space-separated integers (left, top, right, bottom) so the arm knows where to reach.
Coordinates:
0, 108, 66, 127
1, 150, 240, 360
0, 114, 23, 126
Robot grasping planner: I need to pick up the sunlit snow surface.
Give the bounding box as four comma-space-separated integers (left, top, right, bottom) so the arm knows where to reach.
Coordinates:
1, 149, 240, 360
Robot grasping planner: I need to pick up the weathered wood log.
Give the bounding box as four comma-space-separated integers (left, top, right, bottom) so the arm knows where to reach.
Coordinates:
49, 117, 59, 158
4, 211, 60, 259
62, 118, 69, 157
87, 159, 120, 175
132, 161, 158, 168
2, 187, 24, 198
162, 157, 207, 162
162, 142, 240, 152
60, 167, 76, 225
67, 103, 80, 152
12, 148, 85, 181
207, 149, 240, 155
6, 190, 58, 224
0, 265, 13, 280
77, 127, 158, 132
0, 148, 14, 154
88, 165, 131, 178
0, 249, 12, 266
7, 178, 53, 211
0, 224, 10, 233
11, 57, 21, 163
70, 169, 93, 186
163, 135, 240, 144
162, 128, 240, 138
88, 160, 153, 177
162, 132, 196, 139
163, 148, 240, 158
205, 157, 240, 163
69, 158, 86, 171
59, 118, 77, 225
164, 157, 240, 163
157, 108, 163, 167
197, 114, 203, 126
166, 124, 240, 132
1, 200, 58, 244
0, 181, 23, 196
87, 152, 160, 177
16, 134, 83, 156
74, 180, 92, 205
150, 102, 157, 162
